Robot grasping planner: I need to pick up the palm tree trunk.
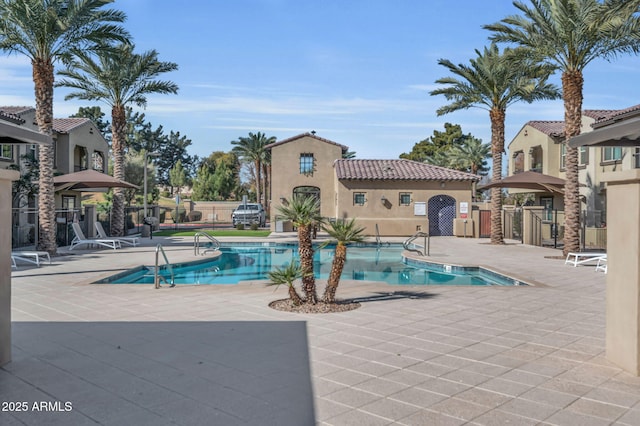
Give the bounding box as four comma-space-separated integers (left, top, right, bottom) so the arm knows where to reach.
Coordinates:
489, 107, 505, 244
288, 285, 303, 306
298, 224, 317, 304
323, 243, 346, 303
111, 105, 127, 236
562, 70, 583, 256
33, 58, 57, 255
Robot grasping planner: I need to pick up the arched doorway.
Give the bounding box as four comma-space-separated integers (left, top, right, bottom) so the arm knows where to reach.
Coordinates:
293, 186, 320, 207
428, 195, 456, 236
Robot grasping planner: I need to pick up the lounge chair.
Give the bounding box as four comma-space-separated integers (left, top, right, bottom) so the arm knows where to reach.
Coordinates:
69, 222, 121, 251
11, 251, 51, 268
95, 222, 140, 247
565, 252, 607, 267
596, 257, 608, 274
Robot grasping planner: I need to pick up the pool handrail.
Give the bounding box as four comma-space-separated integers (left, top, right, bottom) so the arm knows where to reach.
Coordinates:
155, 244, 175, 288
403, 231, 430, 256
194, 232, 221, 256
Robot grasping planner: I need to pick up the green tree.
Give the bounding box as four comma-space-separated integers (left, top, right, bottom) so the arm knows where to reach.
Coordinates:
231, 132, 276, 207
277, 196, 323, 305
400, 123, 467, 162
0, 0, 129, 253
9, 151, 39, 207
448, 136, 491, 175
267, 262, 303, 306
321, 218, 366, 304
192, 165, 217, 201
430, 43, 560, 244
169, 160, 187, 196
123, 152, 156, 206
486, 0, 640, 255
57, 43, 178, 236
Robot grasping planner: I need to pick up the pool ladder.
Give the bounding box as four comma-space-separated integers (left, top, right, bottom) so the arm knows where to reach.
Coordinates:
194, 232, 221, 256
403, 231, 430, 256
153, 244, 175, 288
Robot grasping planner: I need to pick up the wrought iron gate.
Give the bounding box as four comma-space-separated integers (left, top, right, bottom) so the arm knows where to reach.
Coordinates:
428, 195, 456, 236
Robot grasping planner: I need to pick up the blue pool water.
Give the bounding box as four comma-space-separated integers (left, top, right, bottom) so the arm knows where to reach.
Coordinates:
96, 243, 521, 286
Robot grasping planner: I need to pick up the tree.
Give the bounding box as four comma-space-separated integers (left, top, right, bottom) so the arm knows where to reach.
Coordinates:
400, 123, 467, 162
448, 136, 491, 175
57, 43, 178, 236
122, 152, 157, 206
267, 262, 303, 306
231, 132, 276, 207
0, 0, 129, 253
9, 151, 39, 207
321, 218, 366, 304
191, 165, 217, 201
486, 0, 640, 255
276, 196, 323, 305
430, 43, 560, 244
169, 160, 187, 196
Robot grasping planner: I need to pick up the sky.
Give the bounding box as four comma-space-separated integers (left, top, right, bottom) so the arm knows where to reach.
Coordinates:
1, 0, 640, 161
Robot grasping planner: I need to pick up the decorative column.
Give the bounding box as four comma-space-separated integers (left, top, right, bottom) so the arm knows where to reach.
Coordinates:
602, 170, 640, 375
0, 169, 19, 366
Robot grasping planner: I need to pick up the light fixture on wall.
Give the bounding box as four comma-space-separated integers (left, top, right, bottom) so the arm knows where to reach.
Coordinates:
524, 129, 528, 136
440, 182, 446, 188
381, 195, 387, 205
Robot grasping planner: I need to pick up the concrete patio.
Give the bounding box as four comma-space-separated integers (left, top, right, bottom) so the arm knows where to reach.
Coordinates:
3, 235, 640, 425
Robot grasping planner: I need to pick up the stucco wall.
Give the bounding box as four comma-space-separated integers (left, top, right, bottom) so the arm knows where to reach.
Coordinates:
1, 169, 19, 366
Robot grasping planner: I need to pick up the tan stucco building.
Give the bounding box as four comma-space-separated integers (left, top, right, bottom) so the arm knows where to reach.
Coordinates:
267, 133, 479, 236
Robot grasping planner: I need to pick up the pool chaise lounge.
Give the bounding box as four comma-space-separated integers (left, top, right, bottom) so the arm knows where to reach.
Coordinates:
70, 222, 121, 251
565, 252, 607, 267
95, 222, 140, 247
11, 251, 51, 268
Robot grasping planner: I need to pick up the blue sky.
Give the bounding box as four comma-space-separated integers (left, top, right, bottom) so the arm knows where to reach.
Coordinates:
1, 0, 639, 160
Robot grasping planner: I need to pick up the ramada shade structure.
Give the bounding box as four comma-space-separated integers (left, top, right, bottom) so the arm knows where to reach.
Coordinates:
570, 116, 640, 147
53, 169, 139, 191
477, 170, 566, 194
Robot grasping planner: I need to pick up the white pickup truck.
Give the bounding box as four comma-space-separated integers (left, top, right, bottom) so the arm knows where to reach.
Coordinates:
231, 203, 266, 227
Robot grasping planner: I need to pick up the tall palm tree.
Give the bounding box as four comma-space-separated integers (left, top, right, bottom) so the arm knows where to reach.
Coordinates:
321, 218, 365, 304
277, 196, 323, 304
56, 44, 178, 236
231, 132, 276, 207
0, 0, 129, 253
448, 136, 491, 175
430, 43, 560, 244
486, 0, 640, 255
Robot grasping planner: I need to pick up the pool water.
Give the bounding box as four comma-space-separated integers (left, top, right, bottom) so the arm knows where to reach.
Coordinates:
96, 244, 520, 286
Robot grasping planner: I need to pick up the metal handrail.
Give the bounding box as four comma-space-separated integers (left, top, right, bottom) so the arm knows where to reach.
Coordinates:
194, 232, 221, 255
375, 224, 381, 248
403, 231, 430, 256
154, 244, 175, 288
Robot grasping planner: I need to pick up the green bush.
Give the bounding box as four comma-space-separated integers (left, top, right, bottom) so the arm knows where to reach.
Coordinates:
236, 223, 245, 230
250, 223, 259, 231
161, 190, 170, 198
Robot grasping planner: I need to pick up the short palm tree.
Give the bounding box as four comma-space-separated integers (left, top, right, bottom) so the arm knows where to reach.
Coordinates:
430, 43, 560, 244
57, 44, 178, 236
321, 218, 365, 304
232, 132, 276, 206
448, 136, 491, 176
486, 0, 640, 255
276, 196, 322, 304
267, 261, 303, 306
0, 0, 129, 253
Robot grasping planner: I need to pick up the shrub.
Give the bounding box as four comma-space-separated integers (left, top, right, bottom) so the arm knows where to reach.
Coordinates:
236, 223, 245, 230
187, 210, 202, 222
250, 223, 259, 231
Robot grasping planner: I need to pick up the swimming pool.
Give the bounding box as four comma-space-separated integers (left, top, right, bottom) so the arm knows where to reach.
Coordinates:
95, 243, 523, 286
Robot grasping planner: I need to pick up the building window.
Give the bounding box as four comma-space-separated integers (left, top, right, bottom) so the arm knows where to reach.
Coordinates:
513, 151, 524, 173
560, 144, 588, 169
0, 144, 13, 160
92, 151, 105, 172
300, 153, 314, 175
353, 193, 366, 206
399, 193, 411, 206
602, 146, 622, 162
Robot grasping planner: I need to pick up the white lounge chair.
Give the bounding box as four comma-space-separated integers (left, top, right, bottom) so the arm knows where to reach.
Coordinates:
565, 252, 607, 267
70, 222, 121, 251
596, 257, 608, 274
11, 251, 51, 268
95, 222, 140, 247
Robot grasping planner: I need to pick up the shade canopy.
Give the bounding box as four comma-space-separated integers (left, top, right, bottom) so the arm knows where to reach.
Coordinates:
569, 117, 640, 147
477, 171, 566, 194
0, 121, 50, 145
53, 169, 139, 191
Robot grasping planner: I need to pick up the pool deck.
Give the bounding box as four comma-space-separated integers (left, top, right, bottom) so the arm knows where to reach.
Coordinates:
4, 234, 640, 425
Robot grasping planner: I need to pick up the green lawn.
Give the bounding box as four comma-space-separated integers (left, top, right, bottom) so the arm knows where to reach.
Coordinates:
153, 229, 272, 237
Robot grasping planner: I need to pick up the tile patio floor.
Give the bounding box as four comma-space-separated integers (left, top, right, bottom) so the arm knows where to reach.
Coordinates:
3, 235, 640, 425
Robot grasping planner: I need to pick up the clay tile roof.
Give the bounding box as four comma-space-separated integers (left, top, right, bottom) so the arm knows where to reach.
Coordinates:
0, 110, 24, 124
52, 118, 91, 133
334, 159, 480, 181
0, 106, 34, 116
526, 120, 565, 137
265, 132, 349, 152
584, 109, 619, 121
592, 104, 640, 127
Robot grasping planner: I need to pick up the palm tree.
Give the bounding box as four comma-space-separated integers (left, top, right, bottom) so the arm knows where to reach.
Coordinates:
430, 43, 560, 244
486, 0, 640, 255
276, 196, 323, 304
267, 261, 303, 306
321, 218, 365, 304
0, 0, 129, 253
56, 44, 178, 236
448, 136, 491, 175
231, 132, 276, 207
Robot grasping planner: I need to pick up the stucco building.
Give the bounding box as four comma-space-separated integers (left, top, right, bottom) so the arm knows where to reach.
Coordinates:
267, 133, 479, 236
